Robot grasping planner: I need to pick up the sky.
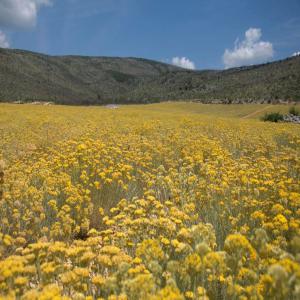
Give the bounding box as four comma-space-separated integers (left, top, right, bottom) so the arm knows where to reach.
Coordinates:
0, 0, 299, 70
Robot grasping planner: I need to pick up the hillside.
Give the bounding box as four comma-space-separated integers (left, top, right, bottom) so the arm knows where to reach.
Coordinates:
0, 48, 300, 104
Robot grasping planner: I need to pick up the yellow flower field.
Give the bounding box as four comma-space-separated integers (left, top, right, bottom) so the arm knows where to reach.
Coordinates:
0, 103, 299, 299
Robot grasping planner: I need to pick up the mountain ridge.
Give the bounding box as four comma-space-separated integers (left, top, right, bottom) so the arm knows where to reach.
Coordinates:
0, 48, 299, 104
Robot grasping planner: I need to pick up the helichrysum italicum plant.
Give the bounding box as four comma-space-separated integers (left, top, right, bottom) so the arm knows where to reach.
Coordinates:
0, 103, 299, 299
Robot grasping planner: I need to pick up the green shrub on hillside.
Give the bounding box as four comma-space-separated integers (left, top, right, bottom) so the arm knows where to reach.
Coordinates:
262, 112, 284, 123
289, 106, 300, 116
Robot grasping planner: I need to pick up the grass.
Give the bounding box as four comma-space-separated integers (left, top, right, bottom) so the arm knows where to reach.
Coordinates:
289, 106, 300, 116
127, 102, 299, 119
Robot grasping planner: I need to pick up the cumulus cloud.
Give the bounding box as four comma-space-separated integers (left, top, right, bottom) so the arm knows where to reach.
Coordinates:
223, 28, 274, 69
172, 57, 196, 70
292, 51, 300, 57
0, 30, 9, 48
0, 0, 52, 28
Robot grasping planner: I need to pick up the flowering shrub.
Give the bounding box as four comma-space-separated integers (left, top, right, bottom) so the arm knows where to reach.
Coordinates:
0, 103, 299, 299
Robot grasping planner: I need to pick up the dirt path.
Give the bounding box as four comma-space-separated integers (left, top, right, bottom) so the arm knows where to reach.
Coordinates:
241, 105, 273, 119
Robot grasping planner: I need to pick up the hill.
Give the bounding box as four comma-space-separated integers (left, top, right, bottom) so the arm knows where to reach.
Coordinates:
0, 48, 300, 104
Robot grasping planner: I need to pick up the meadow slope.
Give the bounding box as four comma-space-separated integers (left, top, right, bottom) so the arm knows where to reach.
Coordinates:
0, 103, 300, 299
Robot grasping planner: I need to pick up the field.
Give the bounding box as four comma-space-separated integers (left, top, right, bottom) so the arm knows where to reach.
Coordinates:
0, 102, 300, 299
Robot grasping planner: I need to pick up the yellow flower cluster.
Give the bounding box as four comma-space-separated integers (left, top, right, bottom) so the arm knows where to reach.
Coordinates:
0, 103, 299, 299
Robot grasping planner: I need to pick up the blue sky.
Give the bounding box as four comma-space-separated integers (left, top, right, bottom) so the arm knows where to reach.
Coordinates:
0, 0, 299, 69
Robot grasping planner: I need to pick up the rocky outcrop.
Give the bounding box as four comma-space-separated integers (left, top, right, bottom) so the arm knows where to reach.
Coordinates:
283, 114, 300, 124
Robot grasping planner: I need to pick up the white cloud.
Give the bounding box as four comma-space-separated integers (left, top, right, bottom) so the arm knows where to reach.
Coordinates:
172, 57, 196, 70
223, 28, 274, 69
0, 30, 9, 48
0, 0, 52, 28
292, 51, 300, 57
